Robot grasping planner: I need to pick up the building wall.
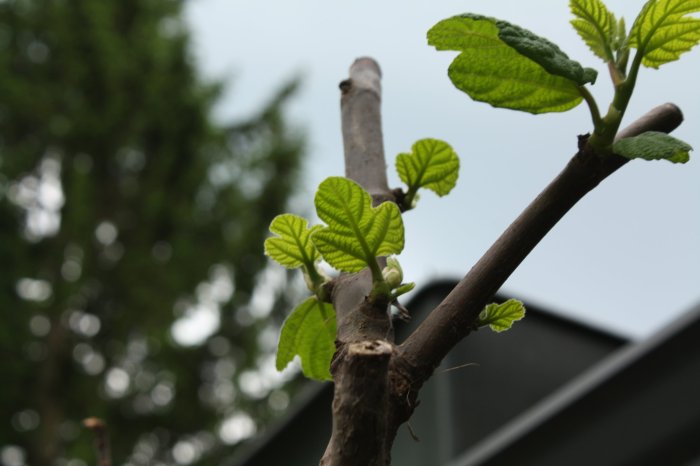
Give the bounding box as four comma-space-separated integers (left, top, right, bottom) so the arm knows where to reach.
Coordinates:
391, 282, 626, 465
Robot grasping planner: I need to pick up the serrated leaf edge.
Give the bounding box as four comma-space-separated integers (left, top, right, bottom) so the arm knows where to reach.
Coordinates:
478, 299, 526, 333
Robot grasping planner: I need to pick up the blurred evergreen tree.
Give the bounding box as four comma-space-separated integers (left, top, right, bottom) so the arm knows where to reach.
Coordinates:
0, 1, 305, 464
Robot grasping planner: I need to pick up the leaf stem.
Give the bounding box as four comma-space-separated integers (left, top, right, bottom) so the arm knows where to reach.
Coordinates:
578, 85, 602, 133
369, 259, 392, 301
402, 186, 419, 211
607, 60, 625, 86
368, 259, 385, 285
305, 264, 329, 301
587, 50, 643, 152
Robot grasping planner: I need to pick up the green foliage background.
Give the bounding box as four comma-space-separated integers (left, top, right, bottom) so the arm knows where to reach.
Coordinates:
0, 0, 305, 464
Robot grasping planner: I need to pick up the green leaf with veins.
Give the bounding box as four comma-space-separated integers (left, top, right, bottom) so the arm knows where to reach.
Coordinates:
629, 0, 700, 68
478, 299, 526, 332
276, 296, 336, 381
495, 17, 598, 85
265, 214, 321, 270
613, 131, 692, 163
428, 15, 587, 114
396, 139, 459, 203
570, 0, 619, 62
312, 177, 404, 273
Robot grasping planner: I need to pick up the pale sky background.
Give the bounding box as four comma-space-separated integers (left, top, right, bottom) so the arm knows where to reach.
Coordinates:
183, 1, 699, 339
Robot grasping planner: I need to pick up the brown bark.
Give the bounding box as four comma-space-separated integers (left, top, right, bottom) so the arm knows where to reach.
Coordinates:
339, 57, 392, 202
320, 58, 396, 466
321, 341, 393, 466
398, 102, 683, 382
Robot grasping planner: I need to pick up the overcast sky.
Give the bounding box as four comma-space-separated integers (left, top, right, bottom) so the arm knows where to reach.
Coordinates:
184, 1, 699, 339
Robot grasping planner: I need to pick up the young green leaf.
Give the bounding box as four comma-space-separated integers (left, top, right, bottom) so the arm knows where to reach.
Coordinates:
265, 214, 321, 270
391, 282, 415, 300
613, 131, 692, 163
477, 299, 526, 333
570, 0, 618, 62
276, 297, 336, 381
629, 0, 700, 68
428, 15, 587, 114
396, 139, 459, 203
312, 177, 404, 273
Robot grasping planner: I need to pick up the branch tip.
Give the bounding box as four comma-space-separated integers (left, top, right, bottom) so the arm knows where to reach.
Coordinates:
84, 417, 112, 466
83, 417, 106, 430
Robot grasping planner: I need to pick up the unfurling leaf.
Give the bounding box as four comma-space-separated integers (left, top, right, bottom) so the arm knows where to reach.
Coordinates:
613, 131, 692, 163
276, 297, 336, 381
629, 0, 700, 68
391, 282, 415, 300
312, 177, 404, 273
265, 214, 321, 269
570, 0, 619, 62
478, 299, 526, 333
396, 139, 459, 200
428, 15, 591, 114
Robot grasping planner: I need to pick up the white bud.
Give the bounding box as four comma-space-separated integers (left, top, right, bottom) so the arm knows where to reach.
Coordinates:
382, 257, 403, 288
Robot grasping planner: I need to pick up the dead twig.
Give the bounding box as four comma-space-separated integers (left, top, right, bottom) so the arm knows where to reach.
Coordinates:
83, 417, 111, 466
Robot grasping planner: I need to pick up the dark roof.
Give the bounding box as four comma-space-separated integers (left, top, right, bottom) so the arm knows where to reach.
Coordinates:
451, 300, 700, 466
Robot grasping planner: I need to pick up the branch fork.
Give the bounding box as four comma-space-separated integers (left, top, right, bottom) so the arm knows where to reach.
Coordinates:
320, 56, 683, 466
